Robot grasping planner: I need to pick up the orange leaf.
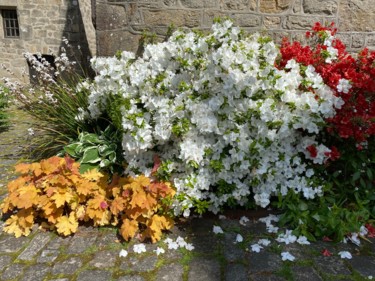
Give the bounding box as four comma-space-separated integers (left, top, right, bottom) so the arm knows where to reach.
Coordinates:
40, 156, 63, 174
14, 163, 31, 174
55, 213, 79, 236
110, 197, 127, 216
3, 208, 34, 237
51, 189, 74, 208
146, 214, 174, 243
120, 218, 139, 241
81, 169, 103, 182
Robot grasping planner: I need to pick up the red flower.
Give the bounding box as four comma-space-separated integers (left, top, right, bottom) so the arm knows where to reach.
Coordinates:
322, 236, 333, 242
366, 224, 375, 238
321, 249, 333, 256
324, 146, 340, 161
306, 145, 318, 158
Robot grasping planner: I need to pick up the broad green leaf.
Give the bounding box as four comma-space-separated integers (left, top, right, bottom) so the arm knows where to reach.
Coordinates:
81, 147, 101, 164
79, 163, 98, 174
81, 133, 101, 145
64, 143, 79, 157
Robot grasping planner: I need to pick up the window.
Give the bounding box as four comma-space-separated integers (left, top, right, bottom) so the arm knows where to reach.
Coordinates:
2, 9, 19, 38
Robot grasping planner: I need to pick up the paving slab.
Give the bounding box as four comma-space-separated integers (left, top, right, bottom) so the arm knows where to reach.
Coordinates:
17, 232, 51, 261
76, 269, 113, 281
225, 263, 249, 281
156, 263, 184, 281
19, 264, 51, 281
51, 256, 83, 276
188, 258, 221, 281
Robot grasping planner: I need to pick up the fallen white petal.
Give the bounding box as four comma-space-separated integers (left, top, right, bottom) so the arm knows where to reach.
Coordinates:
213, 225, 224, 234
119, 249, 128, 258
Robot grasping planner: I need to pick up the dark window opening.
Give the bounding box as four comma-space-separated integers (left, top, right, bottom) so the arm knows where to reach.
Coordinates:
2, 9, 19, 38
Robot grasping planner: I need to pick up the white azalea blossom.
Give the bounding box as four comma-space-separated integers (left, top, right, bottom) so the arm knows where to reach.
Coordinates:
258, 239, 271, 246
213, 225, 224, 234
251, 243, 263, 253
281, 251, 296, 261
338, 251, 352, 259
133, 244, 147, 254
119, 249, 128, 258
239, 216, 250, 226
296, 236, 310, 245
154, 247, 165, 256
235, 234, 244, 243
83, 20, 343, 214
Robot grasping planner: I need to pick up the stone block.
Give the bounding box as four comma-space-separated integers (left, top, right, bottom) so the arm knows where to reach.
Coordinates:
292, 266, 323, 280
143, 10, 202, 27
0, 235, 29, 253
77, 270, 113, 281
303, 0, 338, 15
156, 263, 184, 281
247, 251, 282, 273
366, 34, 375, 46
260, 0, 293, 13
163, 0, 179, 7
188, 258, 221, 281
125, 3, 143, 25
20, 264, 51, 281
96, 3, 127, 31
352, 34, 365, 49
231, 13, 261, 27
221, 0, 257, 11
37, 249, 60, 263
284, 15, 319, 29
17, 232, 51, 261
52, 257, 83, 275
1, 263, 24, 280
293, 0, 302, 13
224, 263, 248, 281
0, 255, 12, 272
336, 33, 351, 48
339, 0, 375, 32
89, 250, 117, 268
97, 30, 142, 56
203, 10, 228, 27
120, 256, 158, 272
263, 16, 281, 29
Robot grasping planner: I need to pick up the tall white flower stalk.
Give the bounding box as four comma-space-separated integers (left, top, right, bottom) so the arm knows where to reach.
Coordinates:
82, 20, 343, 215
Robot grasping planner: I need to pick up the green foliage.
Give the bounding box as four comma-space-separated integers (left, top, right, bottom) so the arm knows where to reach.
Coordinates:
0, 84, 10, 131
63, 125, 123, 174
276, 138, 375, 241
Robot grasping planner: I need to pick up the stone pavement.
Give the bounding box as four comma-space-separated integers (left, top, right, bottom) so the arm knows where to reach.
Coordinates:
0, 108, 374, 281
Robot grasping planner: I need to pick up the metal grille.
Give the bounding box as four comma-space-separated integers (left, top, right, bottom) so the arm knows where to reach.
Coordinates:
2, 9, 19, 38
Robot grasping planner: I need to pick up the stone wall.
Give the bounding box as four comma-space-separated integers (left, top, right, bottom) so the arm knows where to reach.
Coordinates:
0, 0, 92, 82
95, 0, 375, 56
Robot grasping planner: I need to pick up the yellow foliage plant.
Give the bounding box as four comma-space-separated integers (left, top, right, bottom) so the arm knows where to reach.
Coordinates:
0, 156, 176, 243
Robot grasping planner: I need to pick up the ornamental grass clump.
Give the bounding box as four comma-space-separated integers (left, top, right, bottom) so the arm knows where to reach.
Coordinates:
0, 84, 10, 131
80, 19, 344, 217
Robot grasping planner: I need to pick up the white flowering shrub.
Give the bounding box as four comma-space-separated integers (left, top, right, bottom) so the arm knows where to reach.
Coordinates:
82, 19, 344, 216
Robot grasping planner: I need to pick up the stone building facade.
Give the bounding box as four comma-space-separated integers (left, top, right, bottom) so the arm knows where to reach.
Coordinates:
95, 0, 375, 56
0, 0, 95, 82
1, 0, 375, 82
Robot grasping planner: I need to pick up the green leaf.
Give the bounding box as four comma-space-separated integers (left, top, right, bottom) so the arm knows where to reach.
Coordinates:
81, 147, 101, 164
367, 168, 373, 180
351, 171, 361, 182
79, 163, 98, 174
81, 133, 102, 145
298, 202, 308, 211
64, 143, 79, 157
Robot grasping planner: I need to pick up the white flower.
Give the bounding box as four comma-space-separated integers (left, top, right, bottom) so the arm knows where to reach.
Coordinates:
338, 251, 352, 259
154, 247, 165, 256
185, 243, 195, 251
213, 226, 224, 234
119, 249, 128, 258
239, 216, 249, 226
337, 78, 351, 94
251, 243, 263, 253
296, 236, 310, 245
219, 215, 227, 220
235, 234, 243, 243
348, 233, 361, 246
133, 244, 147, 254
27, 128, 35, 136
281, 252, 296, 261
276, 230, 297, 245
258, 239, 271, 246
